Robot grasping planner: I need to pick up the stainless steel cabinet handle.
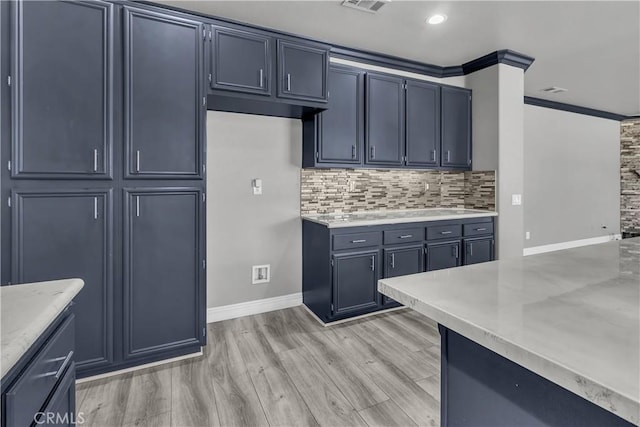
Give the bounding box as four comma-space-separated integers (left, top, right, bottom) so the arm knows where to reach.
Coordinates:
390, 253, 395, 268
370, 146, 376, 159
259, 69, 264, 88
351, 239, 366, 243
475, 228, 487, 231
136, 196, 140, 217
135, 150, 140, 172
446, 150, 451, 162
431, 150, 436, 161
440, 231, 452, 235
469, 242, 474, 256
351, 145, 356, 159
94, 197, 98, 220
398, 234, 413, 239
43, 351, 74, 380
370, 255, 375, 271
453, 245, 459, 259
286, 73, 291, 91
93, 149, 98, 172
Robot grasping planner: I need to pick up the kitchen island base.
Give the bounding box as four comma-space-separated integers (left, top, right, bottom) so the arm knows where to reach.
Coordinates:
439, 325, 634, 427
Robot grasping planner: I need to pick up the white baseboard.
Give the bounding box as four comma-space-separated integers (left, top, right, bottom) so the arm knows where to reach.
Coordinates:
207, 292, 302, 323
523, 234, 622, 256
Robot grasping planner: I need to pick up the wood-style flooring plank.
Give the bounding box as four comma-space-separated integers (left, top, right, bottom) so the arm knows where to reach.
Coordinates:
235, 328, 318, 427
121, 365, 172, 426
375, 309, 441, 348
358, 399, 419, 427
416, 374, 441, 401
76, 372, 133, 427
254, 309, 304, 353
207, 322, 269, 427
279, 346, 367, 427
171, 357, 220, 426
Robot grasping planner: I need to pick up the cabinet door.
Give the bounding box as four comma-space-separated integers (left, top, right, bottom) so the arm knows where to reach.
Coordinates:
317, 66, 364, 164
11, 190, 113, 372
211, 26, 270, 95
464, 237, 494, 265
365, 73, 404, 166
406, 80, 440, 167
332, 250, 379, 316
441, 86, 472, 169
124, 7, 203, 178
383, 245, 423, 305
277, 39, 328, 102
11, 0, 113, 179
426, 241, 461, 271
123, 188, 204, 360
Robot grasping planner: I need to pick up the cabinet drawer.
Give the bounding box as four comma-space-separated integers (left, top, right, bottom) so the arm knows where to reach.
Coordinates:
5, 314, 75, 427
426, 224, 462, 240
383, 228, 423, 245
333, 231, 382, 251
463, 222, 494, 237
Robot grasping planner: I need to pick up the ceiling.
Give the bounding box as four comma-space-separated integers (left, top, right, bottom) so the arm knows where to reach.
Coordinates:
158, 0, 640, 116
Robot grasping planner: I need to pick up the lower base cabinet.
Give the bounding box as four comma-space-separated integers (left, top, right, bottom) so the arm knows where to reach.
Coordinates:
303, 216, 495, 323
333, 250, 379, 316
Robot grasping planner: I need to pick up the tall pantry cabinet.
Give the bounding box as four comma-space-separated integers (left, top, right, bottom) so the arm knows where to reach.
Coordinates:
1, 0, 206, 377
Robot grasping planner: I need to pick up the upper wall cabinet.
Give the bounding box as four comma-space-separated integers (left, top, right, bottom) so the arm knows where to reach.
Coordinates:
406, 80, 440, 167
441, 86, 472, 169
11, 0, 113, 179
210, 26, 271, 96
277, 39, 329, 103
123, 7, 204, 179
365, 73, 405, 166
303, 65, 364, 167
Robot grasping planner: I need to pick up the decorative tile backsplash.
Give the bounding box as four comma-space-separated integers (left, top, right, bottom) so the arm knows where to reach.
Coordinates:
621, 119, 640, 234
300, 169, 495, 215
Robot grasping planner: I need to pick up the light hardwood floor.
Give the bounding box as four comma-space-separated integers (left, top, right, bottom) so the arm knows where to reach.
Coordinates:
76, 307, 442, 427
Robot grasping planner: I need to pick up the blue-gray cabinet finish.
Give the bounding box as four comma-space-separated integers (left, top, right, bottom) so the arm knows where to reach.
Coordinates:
11, 0, 113, 179
277, 39, 329, 103
302, 216, 494, 323
406, 80, 440, 167
123, 6, 204, 179
365, 73, 405, 166
441, 86, 472, 169
11, 190, 113, 372
2, 310, 76, 427
303, 65, 364, 167
210, 26, 271, 95
123, 188, 205, 360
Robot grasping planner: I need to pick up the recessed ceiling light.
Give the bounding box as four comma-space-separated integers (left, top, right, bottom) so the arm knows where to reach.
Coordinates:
427, 14, 447, 25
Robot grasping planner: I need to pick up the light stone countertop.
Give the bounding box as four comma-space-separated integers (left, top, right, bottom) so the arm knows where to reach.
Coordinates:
379, 238, 640, 425
1, 278, 84, 379
301, 208, 497, 228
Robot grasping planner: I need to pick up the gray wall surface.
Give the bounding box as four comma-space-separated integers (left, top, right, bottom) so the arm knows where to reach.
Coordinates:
206, 111, 302, 308
523, 105, 621, 248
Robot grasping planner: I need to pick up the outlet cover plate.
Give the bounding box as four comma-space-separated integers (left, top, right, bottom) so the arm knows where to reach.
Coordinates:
252, 264, 270, 284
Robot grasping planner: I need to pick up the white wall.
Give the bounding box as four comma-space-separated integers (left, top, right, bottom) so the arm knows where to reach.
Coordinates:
206, 112, 302, 308
523, 105, 621, 248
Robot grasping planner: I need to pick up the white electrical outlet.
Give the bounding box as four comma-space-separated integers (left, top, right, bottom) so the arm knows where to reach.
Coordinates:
512, 194, 522, 206
525, 231, 531, 240
252, 178, 262, 195
252, 265, 270, 284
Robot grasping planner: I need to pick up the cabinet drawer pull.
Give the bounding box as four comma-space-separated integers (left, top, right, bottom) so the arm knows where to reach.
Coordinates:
469, 242, 474, 256
41, 351, 74, 380
452, 245, 459, 259
136, 196, 140, 217
475, 228, 487, 231
390, 253, 395, 268
94, 197, 98, 220
398, 234, 413, 239
431, 149, 436, 161
135, 150, 141, 172
446, 150, 451, 162
286, 73, 291, 91
259, 69, 264, 88
370, 255, 375, 271
440, 231, 453, 235
93, 149, 98, 172
351, 239, 366, 243
351, 145, 356, 159
370, 146, 376, 159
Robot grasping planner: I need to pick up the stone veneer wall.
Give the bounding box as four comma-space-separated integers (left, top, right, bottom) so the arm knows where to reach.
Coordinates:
300, 169, 495, 215
621, 119, 640, 234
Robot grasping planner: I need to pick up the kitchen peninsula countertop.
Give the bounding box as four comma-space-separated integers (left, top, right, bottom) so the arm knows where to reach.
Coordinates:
1, 278, 84, 378
379, 238, 640, 425
301, 208, 497, 228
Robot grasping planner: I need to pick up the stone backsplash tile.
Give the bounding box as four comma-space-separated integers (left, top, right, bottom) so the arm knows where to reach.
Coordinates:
300, 169, 495, 215
621, 119, 640, 234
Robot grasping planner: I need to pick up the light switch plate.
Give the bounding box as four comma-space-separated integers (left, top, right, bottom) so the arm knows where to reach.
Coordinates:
512, 194, 522, 206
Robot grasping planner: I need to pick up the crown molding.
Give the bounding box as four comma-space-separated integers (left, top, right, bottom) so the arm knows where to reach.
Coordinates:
524, 97, 629, 121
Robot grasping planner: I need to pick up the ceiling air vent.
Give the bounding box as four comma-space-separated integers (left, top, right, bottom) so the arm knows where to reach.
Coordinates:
540, 86, 568, 94
341, 0, 388, 14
